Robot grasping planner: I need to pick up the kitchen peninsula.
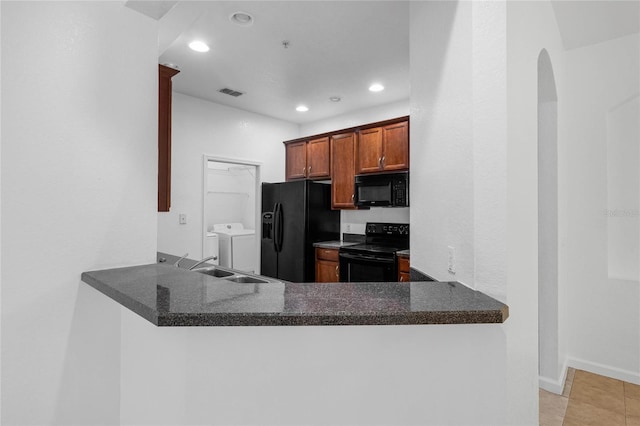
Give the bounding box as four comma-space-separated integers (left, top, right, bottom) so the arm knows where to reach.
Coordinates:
81, 253, 508, 326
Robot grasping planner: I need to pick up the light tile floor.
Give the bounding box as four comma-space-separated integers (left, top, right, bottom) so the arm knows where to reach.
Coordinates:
540, 368, 640, 426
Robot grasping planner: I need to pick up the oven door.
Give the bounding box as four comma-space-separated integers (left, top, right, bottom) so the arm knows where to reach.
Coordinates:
339, 252, 397, 282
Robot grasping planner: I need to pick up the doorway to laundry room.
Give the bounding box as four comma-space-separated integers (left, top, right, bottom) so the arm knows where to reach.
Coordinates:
202, 156, 261, 273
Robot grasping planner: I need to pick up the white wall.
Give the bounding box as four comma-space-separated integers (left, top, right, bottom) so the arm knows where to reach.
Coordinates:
1, 2, 158, 424
120, 306, 507, 426
157, 93, 299, 259
411, 1, 530, 424
560, 32, 640, 383
299, 99, 410, 137
506, 0, 564, 414
410, 0, 476, 288
410, 0, 508, 296
301, 100, 411, 235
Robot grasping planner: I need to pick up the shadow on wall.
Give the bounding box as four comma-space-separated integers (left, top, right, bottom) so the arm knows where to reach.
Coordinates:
538, 48, 560, 385
54, 284, 121, 424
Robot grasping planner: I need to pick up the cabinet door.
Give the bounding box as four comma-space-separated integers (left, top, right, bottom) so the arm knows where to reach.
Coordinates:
381, 121, 409, 171
398, 256, 410, 282
331, 132, 357, 209
158, 64, 180, 212
285, 141, 307, 181
356, 127, 383, 174
307, 137, 331, 179
315, 248, 340, 282
316, 260, 340, 282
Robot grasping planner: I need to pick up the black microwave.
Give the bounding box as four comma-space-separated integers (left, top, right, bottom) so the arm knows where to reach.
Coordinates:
354, 172, 409, 207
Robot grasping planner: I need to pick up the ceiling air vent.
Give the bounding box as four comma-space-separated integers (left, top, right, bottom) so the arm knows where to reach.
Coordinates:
218, 88, 244, 97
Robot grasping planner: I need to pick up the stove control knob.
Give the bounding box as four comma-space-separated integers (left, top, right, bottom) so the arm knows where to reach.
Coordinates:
398, 225, 408, 235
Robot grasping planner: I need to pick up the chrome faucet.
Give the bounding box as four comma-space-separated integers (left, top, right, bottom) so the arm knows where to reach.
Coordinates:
188, 256, 219, 270
173, 253, 189, 268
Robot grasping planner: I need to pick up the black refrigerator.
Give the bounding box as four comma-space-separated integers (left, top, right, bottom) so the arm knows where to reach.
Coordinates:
261, 180, 340, 283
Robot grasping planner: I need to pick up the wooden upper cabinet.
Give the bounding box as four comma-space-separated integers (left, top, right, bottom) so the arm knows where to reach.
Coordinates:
356, 120, 409, 174
158, 64, 180, 212
356, 127, 384, 174
331, 132, 357, 209
381, 121, 410, 171
306, 137, 330, 179
285, 141, 307, 180
285, 137, 331, 181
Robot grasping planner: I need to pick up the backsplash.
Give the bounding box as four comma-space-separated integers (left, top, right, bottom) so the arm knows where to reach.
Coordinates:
340, 207, 410, 235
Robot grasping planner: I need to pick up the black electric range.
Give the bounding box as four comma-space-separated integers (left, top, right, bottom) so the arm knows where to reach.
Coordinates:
339, 222, 409, 282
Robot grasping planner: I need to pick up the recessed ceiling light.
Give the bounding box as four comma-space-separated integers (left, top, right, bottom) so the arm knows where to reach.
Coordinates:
296, 105, 309, 112
329, 96, 341, 102
188, 40, 209, 53
230, 11, 254, 26
369, 83, 384, 92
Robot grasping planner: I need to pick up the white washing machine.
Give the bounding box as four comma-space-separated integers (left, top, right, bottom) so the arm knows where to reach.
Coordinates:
204, 232, 220, 265
212, 223, 255, 272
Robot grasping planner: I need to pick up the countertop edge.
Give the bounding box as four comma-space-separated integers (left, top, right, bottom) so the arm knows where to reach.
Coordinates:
81, 264, 509, 327
153, 309, 508, 327
81, 271, 160, 326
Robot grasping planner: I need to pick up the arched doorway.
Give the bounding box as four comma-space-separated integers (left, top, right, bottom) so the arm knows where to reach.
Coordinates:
538, 49, 560, 386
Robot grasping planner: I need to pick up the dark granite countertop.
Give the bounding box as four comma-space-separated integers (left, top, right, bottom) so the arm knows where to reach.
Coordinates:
312, 240, 359, 249
81, 260, 509, 327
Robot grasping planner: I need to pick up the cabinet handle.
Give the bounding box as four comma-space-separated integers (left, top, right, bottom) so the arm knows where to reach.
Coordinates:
399, 275, 404, 282
378, 157, 383, 168
382, 156, 386, 168
335, 265, 339, 279
351, 194, 355, 200
302, 167, 306, 176
308, 166, 312, 174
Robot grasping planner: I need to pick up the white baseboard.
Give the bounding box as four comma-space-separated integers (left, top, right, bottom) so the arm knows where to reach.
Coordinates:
567, 356, 640, 385
539, 358, 569, 394
540, 356, 640, 394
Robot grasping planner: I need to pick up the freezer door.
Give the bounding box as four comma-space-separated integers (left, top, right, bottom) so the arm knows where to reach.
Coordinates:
276, 181, 308, 282
260, 183, 278, 279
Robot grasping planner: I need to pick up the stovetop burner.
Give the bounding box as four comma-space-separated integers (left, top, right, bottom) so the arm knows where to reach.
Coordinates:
339, 222, 409, 257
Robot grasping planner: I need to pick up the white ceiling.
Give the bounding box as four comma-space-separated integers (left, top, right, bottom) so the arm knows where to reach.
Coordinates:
126, 1, 639, 125
153, 1, 410, 124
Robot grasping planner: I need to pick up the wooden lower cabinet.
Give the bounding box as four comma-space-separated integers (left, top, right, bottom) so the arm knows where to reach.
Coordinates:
398, 255, 410, 282
315, 247, 340, 282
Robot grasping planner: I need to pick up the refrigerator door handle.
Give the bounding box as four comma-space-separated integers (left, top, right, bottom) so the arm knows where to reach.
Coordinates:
273, 203, 280, 252
275, 202, 284, 252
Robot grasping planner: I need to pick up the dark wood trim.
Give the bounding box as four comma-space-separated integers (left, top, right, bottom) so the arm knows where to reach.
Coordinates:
283, 115, 409, 146
158, 64, 180, 212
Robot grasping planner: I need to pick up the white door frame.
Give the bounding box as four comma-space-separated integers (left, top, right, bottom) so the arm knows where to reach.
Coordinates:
202, 155, 262, 271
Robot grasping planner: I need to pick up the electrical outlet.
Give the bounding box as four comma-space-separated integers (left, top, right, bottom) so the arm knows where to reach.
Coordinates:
447, 246, 456, 274
179, 214, 187, 225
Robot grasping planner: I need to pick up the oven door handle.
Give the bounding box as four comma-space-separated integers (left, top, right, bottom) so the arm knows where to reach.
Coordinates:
339, 252, 395, 263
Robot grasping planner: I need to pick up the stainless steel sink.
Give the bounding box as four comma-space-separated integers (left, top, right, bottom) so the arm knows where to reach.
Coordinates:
193, 265, 278, 284
224, 275, 269, 284
192, 266, 235, 278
